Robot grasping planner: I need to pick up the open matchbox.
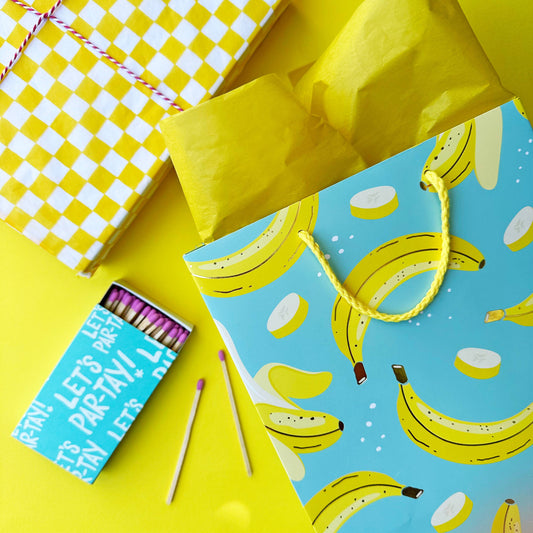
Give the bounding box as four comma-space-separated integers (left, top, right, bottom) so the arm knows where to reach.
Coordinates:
12, 282, 193, 484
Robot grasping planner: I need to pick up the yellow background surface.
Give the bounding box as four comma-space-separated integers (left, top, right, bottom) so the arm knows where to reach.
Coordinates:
1, 2, 531, 532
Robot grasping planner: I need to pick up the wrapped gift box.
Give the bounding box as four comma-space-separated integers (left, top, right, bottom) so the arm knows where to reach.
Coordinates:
0, 0, 287, 275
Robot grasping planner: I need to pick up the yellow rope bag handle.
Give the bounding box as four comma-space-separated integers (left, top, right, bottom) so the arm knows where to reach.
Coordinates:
298, 171, 450, 322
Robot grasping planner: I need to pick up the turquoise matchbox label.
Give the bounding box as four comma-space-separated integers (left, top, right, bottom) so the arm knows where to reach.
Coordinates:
12, 304, 179, 483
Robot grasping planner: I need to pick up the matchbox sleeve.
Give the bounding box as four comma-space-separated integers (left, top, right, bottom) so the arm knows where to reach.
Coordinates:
0, 0, 288, 275
12, 305, 180, 483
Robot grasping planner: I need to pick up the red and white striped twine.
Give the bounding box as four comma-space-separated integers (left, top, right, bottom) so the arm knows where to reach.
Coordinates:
0, 0, 63, 84
1, 0, 183, 111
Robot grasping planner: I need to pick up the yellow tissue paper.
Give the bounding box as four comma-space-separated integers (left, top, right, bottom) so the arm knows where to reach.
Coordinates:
161, 0, 513, 243
161, 74, 360, 242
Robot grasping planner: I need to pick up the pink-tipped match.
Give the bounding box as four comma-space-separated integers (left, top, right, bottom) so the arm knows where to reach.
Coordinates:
132, 298, 145, 312
140, 305, 152, 317
162, 319, 173, 333
108, 288, 119, 302
146, 309, 160, 322
122, 292, 133, 305
218, 350, 225, 361
178, 331, 188, 343
153, 317, 165, 328
115, 289, 125, 302
197, 379, 205, 390
168, 327, 179, 339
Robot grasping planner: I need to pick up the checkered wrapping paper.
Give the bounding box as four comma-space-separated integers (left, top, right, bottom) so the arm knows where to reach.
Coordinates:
0, 0, 286, 275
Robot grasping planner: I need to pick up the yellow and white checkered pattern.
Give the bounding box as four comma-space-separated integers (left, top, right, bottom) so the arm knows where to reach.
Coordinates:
0, 0, 286, 275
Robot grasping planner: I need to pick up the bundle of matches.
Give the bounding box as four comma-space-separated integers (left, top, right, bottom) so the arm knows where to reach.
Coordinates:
103, 287, 190, 352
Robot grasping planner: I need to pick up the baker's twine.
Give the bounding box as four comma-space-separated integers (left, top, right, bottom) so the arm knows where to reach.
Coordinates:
1, 0, 182, 111
298, 170, 450, 322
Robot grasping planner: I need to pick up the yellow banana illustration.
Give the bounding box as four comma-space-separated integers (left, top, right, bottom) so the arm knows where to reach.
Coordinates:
513, 97, 528, 121
491, 498, 522, 533
254, 363, 343, 480
421, 108, 502, 191
332, 233, 485, 384
215, 320, 342, 481
392, 364, 533, 464
186, 195, 319, 297
305, 471, 423, 533
421, 120, 476, 191
485, 292, 533, 327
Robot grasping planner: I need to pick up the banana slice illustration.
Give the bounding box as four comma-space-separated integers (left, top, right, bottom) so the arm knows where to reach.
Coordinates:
350, 185, 398, 219
305, 471, 423, 533
392, 364, 533, 464
332, 233, 485, 384
485, 292, 533, 327
503, 206, 533, 252
186, 195, 319, 298
267, 293, 308, 338
514, 97, 529, 120
215, 320, 343, 481
491, 498, 522, 533
454, 348, 501, 379
421, 107, 502, 191
431, 492, 473, 532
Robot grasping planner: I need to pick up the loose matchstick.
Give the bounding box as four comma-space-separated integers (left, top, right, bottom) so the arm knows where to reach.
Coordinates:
218, 350, 252, 477
166, 378, 205, 505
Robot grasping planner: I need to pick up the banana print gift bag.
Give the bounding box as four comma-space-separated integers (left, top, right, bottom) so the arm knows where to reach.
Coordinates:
184, 100, 533, 533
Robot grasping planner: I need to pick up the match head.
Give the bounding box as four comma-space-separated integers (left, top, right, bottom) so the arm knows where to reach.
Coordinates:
177, 331, 188, 343
153, 317, 165, 328
197, 378, 205, 390
107, 288, 119, 302
139, 305, 152, 317
121, 292, 133, 306
162, 319, 173, 332
218, 350, 226, 361
168, 326, 180, 339
146, 309, 160, 322
132, 298, 145, 313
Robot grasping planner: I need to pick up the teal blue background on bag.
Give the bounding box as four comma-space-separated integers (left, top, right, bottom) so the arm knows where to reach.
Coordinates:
186, 101, 533, 532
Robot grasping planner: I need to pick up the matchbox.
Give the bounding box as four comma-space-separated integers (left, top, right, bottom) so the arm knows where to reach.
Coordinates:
12, 282, 193, 483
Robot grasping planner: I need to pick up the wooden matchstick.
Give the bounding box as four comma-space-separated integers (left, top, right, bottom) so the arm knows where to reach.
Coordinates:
166, 379, 205, 505
218, 350, 252, 477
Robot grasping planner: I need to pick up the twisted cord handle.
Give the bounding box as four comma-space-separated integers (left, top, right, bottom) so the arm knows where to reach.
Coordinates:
298, 170, 450, 322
